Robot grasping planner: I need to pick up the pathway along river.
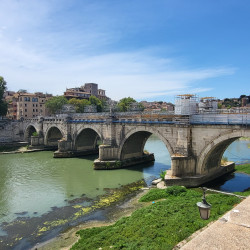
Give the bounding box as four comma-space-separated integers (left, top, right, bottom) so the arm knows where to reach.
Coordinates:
0, 136, 250, 249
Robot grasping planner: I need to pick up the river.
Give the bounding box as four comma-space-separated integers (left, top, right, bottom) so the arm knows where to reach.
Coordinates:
0, 136, 249, 248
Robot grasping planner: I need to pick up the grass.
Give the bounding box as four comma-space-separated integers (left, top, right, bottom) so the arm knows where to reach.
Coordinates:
234, 189, 250, 197
72, 186, 241, 250
235, 164, 250, 175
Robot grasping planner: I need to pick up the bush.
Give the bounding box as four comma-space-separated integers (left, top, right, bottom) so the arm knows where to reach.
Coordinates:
32, 131, 39, 136
221, 156, 228, 165
160, 170, 166, 180
139, 186, 188, 202
165, 186, 187, 196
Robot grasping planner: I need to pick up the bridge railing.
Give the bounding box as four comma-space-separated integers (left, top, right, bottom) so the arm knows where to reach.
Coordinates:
190, 113, 250, 125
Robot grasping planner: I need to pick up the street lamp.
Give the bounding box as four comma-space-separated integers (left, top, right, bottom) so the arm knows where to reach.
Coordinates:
197, 187, 211, 220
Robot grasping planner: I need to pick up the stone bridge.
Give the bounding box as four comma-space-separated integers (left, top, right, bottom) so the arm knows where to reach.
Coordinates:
20, 111, 250, 187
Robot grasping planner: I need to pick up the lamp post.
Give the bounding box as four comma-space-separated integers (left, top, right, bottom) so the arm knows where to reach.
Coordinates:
197, 187, 211, 220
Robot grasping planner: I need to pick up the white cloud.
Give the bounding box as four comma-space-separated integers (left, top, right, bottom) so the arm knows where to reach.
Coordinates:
0, 0, 236, 101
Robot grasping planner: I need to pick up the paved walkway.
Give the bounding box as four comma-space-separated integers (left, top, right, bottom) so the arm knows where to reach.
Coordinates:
181, 196, 250, 250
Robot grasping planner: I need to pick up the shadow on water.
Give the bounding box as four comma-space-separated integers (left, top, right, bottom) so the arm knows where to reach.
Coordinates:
204, 172, 250, 192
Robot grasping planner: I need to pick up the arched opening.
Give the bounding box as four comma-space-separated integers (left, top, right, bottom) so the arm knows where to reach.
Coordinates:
75, 128, 101, 152
119, 131, 171, 178
204, 136, 250, 192
24, 125, 37, 143
46, 127, 63, 148
121, 131, 152, 160
202, 137, 239, 173
198, 129, 250, 175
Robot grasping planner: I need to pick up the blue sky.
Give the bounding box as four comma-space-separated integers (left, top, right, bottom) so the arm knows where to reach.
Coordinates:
0, 0, 249, 102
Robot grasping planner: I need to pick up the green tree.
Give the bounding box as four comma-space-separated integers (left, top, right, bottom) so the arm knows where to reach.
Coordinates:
117, 97, 136, 112
68, 98, 90, 113
89, 96, 103, 112
45, 96, 68, 114
0, 76, 8, 117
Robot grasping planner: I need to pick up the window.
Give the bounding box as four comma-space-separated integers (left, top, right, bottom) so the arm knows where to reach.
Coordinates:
25, 109, 27, 112
25, 103, 27, 107
33, 109, 35, 112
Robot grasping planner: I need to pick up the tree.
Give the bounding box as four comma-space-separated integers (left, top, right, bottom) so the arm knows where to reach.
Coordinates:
68, 98, 90, 113
45, 96, 68, 114
117, 97, 136, 112
89, 96, 103, 112
0, 76, 7, 98
0, 76, 8, 117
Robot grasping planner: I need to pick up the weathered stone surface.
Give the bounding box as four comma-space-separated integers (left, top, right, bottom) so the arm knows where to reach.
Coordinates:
2, 113, 250, 186
152, 178, 162, 185
94, 153, 155, 170
164, 163, 235, 187
156, 181, 167, 189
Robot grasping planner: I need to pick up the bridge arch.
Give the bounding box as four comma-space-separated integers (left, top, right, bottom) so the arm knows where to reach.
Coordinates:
24, 124, 38, 142
197, 130, 250, 175
45, 126, 64, 147
118, 127, 174, 160
74, 127, 103, 151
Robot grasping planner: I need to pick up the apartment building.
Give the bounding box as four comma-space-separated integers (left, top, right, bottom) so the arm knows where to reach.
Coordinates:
5, 92, 52, 119
64, 87, 91, 100
64, 83, 107, 101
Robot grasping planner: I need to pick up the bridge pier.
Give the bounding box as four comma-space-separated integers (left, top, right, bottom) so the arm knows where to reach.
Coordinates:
94, 144, 155, 170
171, 155, 197, 176
30, 135, 45, 149
54, 139, 99, 158
165, 162, 235, 187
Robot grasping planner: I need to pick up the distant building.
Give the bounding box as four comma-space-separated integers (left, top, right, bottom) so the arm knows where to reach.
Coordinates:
175, 94, 198, 115
84, 83, 98, 97
242, 97, 249, 107
64, 83, 107, 101
98, 89, 107, 101
198, 97, 218, 112
140, 101, 174, 112
129, 102, 143, 111
5, 91, 53, 120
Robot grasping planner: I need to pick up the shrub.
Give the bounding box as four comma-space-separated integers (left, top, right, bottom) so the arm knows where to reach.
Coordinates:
160, 170, 166, 180
32, 131, 39, 136
165, 185, 187, 196
221, 156, 228, 165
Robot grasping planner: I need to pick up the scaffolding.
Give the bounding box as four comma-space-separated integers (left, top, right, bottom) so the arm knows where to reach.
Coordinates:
175, 94, 198, 115
199, 97, 218, 112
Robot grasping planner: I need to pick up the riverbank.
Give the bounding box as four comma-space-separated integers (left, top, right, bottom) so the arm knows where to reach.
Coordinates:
70, 186, 244, 250
235, 163, 250, 175
34, 188, 150, 250
35, 186, 248, 250
0, 180, 148, 250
